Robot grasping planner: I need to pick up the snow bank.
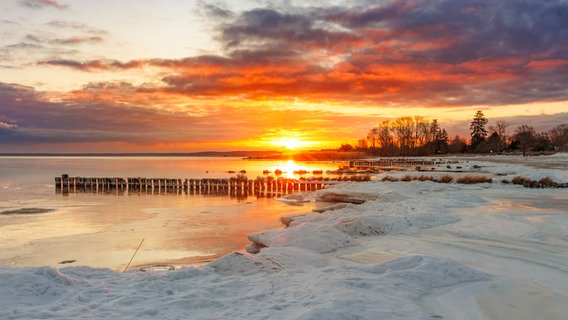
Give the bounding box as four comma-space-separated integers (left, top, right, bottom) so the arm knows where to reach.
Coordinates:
0, 254, 488, 320
462, 153, 568, 183
246, 222, 357, 254
2, 154, 567, 319
246, 181, 462, 254
0, 171, 490, 319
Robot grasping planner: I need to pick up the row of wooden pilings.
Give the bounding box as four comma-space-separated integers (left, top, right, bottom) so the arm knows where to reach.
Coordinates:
55, 174, 337, 195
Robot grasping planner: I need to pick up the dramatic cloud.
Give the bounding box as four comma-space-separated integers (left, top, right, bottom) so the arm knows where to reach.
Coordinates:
39, 0, 568, 108
19, 0, 69, 10
0, 82, 364, 150
3, 0, 568, 152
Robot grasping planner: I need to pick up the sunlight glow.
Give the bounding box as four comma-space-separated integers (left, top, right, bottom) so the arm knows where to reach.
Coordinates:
274, 137, 303, 150
268, 160, 309, 178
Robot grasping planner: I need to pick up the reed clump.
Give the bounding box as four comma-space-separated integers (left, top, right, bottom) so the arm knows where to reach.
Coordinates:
511, 176, 532, 186
456, 176, 493, 184
349, 175, 372, 182
537, 177, 557, 187
510, 176, 561, 188
417, 175, 435, 182
381, 174, 485, 184
377, 173, 565, 188
437, 175, 454, 183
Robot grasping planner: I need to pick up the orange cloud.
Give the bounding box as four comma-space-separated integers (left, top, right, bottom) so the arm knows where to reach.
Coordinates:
4, 1, 568, 152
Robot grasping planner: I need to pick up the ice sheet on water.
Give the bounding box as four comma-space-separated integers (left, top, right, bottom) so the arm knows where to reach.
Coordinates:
276, 193, 312, 205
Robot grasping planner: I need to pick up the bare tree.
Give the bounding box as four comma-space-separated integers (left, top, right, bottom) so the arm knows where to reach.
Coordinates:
413, 116, 427, 150
489, 120, 508, 153
548, 123, 568, 149
513, 124, 536, 156
392, 116, 414, 155
367, 127, 380, 155
376, 120, 393, 150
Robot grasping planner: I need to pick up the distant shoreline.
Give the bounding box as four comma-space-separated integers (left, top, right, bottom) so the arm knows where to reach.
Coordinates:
1, 150, 561, 160
0, 151, 282, 158
0, 150, 368, 160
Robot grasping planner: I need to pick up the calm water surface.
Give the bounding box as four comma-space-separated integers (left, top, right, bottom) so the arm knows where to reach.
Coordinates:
0, 156, 343, 270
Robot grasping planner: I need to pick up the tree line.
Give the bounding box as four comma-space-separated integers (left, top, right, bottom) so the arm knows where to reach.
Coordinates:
338, 111, 568, 156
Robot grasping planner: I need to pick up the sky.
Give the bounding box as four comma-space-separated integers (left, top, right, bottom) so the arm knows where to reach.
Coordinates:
0, 0, 567, 153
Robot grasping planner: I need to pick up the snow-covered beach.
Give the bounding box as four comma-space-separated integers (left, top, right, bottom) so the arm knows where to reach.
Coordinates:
1, 154, 567, 320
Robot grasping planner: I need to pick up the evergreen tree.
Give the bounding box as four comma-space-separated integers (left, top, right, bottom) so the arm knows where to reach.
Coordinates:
429, 119, 440, 144
435, 128, 449, 153
470, 111, 488, 151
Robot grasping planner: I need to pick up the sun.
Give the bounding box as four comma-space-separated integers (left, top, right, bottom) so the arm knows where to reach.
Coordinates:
274, 137, 303, 150
277, 138, 301, 149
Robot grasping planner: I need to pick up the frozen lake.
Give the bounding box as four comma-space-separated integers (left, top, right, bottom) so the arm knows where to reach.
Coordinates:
0, 156, 341, 269
1, 154, 567, 319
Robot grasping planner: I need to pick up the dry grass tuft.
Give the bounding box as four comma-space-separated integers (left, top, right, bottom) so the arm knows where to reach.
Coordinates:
381, 176, 399, 182
377, 172, 562, 188
438, 175, 454, 183
511, 176, 561, 188
537, 177, 557, 187
512, 176, 536, 187
350, 175, 372, 182
456, 176, 493, 184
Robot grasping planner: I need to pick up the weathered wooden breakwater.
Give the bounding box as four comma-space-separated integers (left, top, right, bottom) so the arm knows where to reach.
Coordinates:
55, 174, 339, 196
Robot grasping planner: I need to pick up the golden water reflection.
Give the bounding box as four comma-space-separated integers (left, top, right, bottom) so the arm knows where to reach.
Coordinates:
0, 156, 344, 270
0, 192, 321, 271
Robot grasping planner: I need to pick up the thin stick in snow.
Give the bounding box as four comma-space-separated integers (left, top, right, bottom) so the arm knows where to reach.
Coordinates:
123, 238, 145, 273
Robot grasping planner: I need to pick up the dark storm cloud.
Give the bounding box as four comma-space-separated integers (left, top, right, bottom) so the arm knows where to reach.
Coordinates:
0, 82, 170, 145
223, 0, 568, 63
220, 7, 360, 52
37, 0, 568, 107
